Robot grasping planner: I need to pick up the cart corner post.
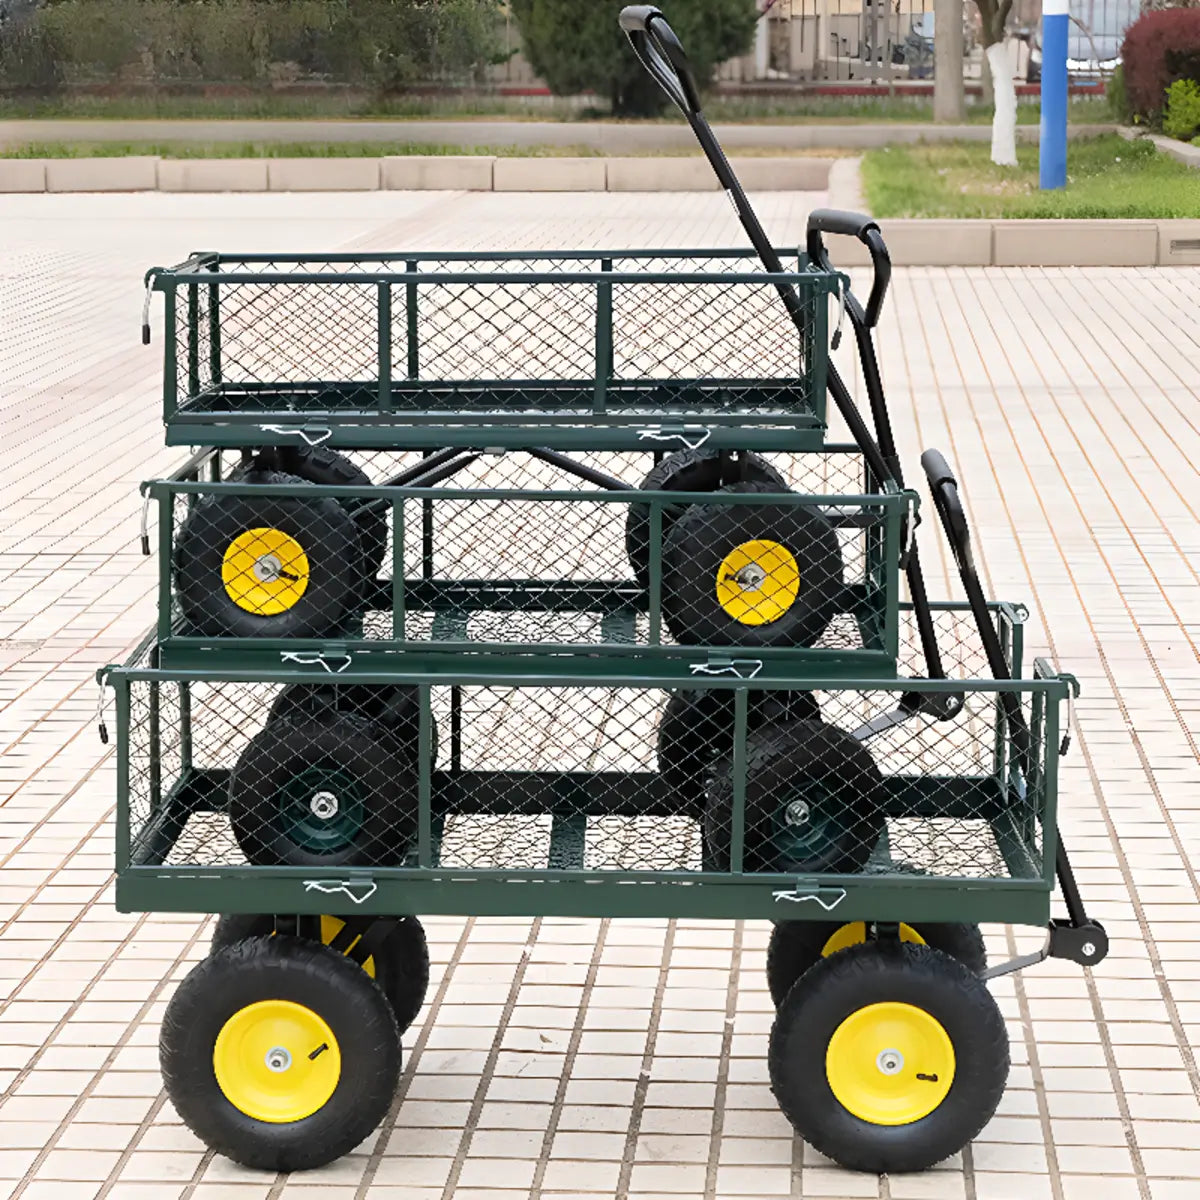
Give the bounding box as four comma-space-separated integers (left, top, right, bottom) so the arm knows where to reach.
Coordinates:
1039, 0, 1069, 191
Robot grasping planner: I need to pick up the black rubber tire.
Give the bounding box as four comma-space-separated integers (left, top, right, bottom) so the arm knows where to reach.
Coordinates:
268, 683, 419, 738
161, 936, 400, 1173
656, 688, 821, 817
768, 941, 1009, 1173
704, 720, 884, 875
765, 918, 988, 1009
625, 450, 787, 590
661, 481, 844, 648
210, 914, 430, 1036
229, 713, 416, 868
174, 469, 363, 639
256, 446, 387, 577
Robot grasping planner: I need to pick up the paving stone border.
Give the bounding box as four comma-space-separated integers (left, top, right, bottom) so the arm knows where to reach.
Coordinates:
1, 152, 1195, 265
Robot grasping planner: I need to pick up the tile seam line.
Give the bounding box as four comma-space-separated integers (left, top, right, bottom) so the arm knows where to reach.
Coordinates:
614, 918, 677, 1200
6, 908, 199, 1200
437, 916, 545, 1200
922, 269, 1200, 1118
956, 264, 1200, 933
352, 916, 478, 1198
528, 917, 611, 1200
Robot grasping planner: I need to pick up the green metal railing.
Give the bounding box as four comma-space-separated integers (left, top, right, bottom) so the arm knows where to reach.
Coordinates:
146, 249, 842, 451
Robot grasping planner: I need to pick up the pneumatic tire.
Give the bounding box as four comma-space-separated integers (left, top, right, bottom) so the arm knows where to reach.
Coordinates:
661, 482, 844, 648
161, 936, 400, 1172
765, 918, 988, 1009
210, 913, 430, 1035
625, 449, 787, 590
173, 470, 363, 639
768, 941, 1008, 1173
229, 713, 416, 868
703, 719, 883, 876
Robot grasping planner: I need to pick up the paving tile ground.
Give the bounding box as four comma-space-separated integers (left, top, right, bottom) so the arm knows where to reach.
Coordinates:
2, 188, 1199, 1200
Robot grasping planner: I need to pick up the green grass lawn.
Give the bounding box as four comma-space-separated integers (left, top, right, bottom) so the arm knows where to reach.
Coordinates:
0, 139, 850, 160
0, 91, 1113, 126
862, 135, 1200, 218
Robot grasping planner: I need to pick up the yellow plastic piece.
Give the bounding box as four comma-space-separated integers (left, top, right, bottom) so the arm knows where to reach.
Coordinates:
826, 1001, 955, 1126
222, 528, 309, 616
213, 1000, 340, 1124
715, 539, 800, 626
821, 922, 927, 958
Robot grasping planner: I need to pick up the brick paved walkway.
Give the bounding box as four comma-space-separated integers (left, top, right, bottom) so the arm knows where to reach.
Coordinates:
2, 190, 1199, 1200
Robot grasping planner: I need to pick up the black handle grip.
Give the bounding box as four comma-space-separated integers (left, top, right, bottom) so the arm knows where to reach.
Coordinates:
620, 5, 702, 117
920, 449, 972, 576
806, 209, 890, 328
807, 208, 879, 240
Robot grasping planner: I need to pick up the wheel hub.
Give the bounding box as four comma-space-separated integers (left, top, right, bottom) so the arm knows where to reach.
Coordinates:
876, 1048, 904, 1076
265, 1046, 292, 1073
825, 1001, 955, 1126
253, 553, 284, 583
784, 799, 811, 827
310, 791, 339, 820
715, 539, 800, 626
212, 999, 342, 1124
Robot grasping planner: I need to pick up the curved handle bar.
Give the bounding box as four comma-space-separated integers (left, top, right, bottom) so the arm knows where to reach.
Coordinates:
806, 208, 891, 328
920, 449, 972, 577
619, 5, 702, 117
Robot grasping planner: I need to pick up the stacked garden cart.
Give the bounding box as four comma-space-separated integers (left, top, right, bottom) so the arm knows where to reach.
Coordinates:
99, 5, 1107, 1178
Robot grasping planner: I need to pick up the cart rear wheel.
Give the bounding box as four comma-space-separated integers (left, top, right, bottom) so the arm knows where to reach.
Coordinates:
255, 446, 386, 576
625, 450, 786, 590
704, 720, 883, 875
174, 470, 363, 638
161, 935, 400, 1173
661, 482, 844, 647
766, 919, 987, 1008
211, 914, 430, 1035
229, 713, 416, 868
657, 688, 821, 816
768, 941, 1008, 1173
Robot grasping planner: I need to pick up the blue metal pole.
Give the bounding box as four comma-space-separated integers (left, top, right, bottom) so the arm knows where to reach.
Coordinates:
1039, 0, 1069, 189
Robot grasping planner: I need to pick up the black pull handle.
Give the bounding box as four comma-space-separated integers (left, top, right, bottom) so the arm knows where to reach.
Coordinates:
805, 209, 891, 328
920, 449, 972, 576
620, 6, 702, 117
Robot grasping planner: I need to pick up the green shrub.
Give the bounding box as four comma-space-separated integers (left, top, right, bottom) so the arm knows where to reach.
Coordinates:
1106, 64, 1132, 123
510, 0, 757, 116
4, 0, 502, 90
1164, 78, 1200, 142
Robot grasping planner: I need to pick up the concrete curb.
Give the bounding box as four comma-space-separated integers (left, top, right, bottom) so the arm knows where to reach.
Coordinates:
830, 218, 1198, 267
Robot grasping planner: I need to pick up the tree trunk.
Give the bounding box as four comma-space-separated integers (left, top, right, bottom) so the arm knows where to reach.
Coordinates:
986, 40, 1017, 165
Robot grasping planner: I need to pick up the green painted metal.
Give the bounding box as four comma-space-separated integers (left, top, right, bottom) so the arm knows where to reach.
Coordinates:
146, 248, 843, 451
149, 468, 910, 676
104, 609, 1064, 931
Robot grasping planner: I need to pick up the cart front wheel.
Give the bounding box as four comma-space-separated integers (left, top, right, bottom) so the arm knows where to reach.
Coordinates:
766, 919, 987, 1008
210, 914, 430, 1035
173, 470, 363, 638
625, 449, 786, 589
768, 941, 1008, 1174
662, 482, 844, 647
161, 935, 401, 1172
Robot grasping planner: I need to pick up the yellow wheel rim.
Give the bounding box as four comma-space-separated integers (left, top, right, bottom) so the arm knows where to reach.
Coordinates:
826, 1001, 955, 1126
221, 528, 309, 616
715, 539, 800, 626
821, 922, 927, 958
213, 999, 341, 1124
318, 915, 377, 980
